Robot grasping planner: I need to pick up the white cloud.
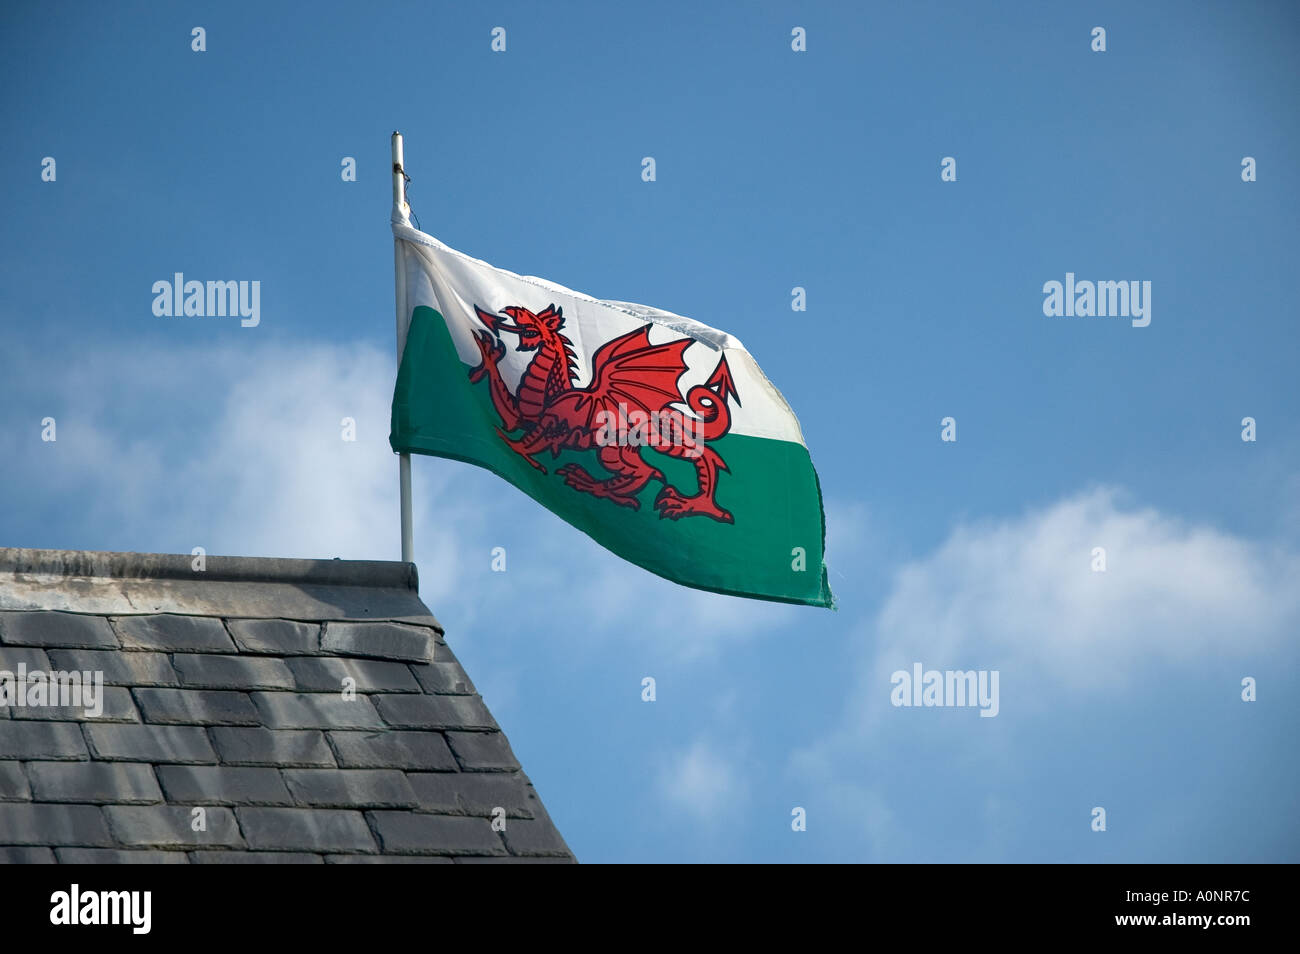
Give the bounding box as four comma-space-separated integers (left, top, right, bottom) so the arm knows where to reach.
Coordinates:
658, 738, 745, 822
795, 486, 1300, 763
869, 486, 1300, 688
581, 552, 800, 660
0, 336, 486, 609
788, 487, 1300, 857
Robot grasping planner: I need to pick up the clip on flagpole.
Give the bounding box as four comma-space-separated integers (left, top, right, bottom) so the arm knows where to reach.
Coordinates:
392, 131, 414, 564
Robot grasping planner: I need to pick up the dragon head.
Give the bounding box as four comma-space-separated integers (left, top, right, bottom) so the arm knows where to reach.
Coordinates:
475, 303, 565, 352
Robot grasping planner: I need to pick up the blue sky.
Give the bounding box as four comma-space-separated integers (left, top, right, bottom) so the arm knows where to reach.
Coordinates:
2, 0, 1298, 861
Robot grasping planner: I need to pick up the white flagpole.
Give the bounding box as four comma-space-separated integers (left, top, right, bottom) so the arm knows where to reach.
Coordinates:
392, 131, 414, 564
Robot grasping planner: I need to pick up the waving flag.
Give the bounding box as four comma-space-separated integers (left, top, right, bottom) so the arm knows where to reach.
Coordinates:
389, 214, 832, 608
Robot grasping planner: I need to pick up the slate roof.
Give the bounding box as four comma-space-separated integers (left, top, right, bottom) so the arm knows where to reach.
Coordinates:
0, 547, 574, 863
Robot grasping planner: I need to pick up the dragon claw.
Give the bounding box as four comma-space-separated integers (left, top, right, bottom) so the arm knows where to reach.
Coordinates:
653, 486, 732, 523
469, 330, 507, 384
556, 463, 587, 487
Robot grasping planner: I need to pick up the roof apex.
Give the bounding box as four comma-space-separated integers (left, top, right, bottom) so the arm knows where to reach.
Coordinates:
0, 548, 436, 629
0, 548, 418, 590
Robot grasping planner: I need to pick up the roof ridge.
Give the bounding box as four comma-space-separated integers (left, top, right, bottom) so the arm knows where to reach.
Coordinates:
0, 548, 418, 591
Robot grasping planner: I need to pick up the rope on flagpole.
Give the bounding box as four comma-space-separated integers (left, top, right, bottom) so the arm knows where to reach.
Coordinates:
398, 167, 420, 231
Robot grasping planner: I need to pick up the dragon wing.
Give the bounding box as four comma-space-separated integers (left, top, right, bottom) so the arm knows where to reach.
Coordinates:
546, 325, 692, 429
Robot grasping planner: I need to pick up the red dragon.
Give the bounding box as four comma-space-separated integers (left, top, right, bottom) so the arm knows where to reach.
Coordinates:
468, 302, 740, 523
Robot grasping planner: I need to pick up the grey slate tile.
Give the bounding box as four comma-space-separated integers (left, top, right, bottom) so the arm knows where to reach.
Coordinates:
446, 731, 520, 771
501, 817, 574, 857
190, 850, 324, 863
368, 811, 506, 856
47, 649, 178, 687
409, 660, 476, 695
285, 656, 420, 693
172, 653, 295, 690
0, 846, 56, 862
236, 807, 377, 853
85, 724, 216, 764
226, 618, 320, 655
328, 730, 457, 771
252, 691, 384, 730
374, 694, 495, 730
156, 765, 293, 806
405, 772, 537, 818
0, 721, 88, 760
0, 803, 113, 846
105, 805, 243, 848
112, 615, 235, 653
321, 621, 435, 664
27, 761, 163, 804
134, 688, 260, 725
282, 769, 418, 809
326, 854, 453, 864
454, 855, 575, 864
0, 612, 117, 649
400, 613, 443, 635
209, 727, 335, 767
0, 761, 31, 801
56, 848, 189, 863
11, 685, 138, 723
0, 646, 53, 670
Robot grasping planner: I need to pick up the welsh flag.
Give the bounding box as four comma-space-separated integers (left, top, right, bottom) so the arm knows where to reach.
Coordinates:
389, 216, 833, 608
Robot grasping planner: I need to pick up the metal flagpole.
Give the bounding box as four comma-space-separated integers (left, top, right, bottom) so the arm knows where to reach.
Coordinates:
392, 131, 414, 564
